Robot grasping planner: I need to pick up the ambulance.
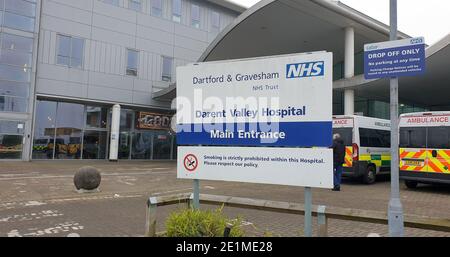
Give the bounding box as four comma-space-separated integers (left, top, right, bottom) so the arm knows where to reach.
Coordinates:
333, 115, 391, 184
399, 112, 450, 188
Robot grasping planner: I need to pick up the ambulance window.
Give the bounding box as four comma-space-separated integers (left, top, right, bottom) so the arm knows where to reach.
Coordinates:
332, 128, 352, 146
400, 127, 426, 148
359, 128, 390, 148
427, 127, 450, 149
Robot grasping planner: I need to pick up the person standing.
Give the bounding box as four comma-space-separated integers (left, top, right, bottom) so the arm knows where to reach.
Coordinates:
332, 133, 345, 191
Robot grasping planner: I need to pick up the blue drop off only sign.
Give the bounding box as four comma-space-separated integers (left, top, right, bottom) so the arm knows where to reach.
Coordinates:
364, 37, 425, 79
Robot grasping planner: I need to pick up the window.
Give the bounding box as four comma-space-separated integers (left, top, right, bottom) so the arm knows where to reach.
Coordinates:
0, 95, 27, 112
2, 0, 36, 32
172, 0, 181, 22
103, 0, 119, 6
54, 102, 84, 159
32, 100, 57, 160
5, 0, 36, 17
0, 33, 33, 113
151, 0, 163, 17
427, 127, 450, 149
359, 128, 390, 148
162, 56, 173, 82
1, 33, 34, 53
332, 128, 353, 146
211, 11, 220, 31
0, 64, 30, 82
32, 100, 109, 160
128, 0, 141, 11
0, 81, 29, 99
400, 127, 426, 148
57, 35, 84, 69
191, 4, 200, 28
0, 120, 24, 159
126, 49, 139, 76
86, 106, 108, 129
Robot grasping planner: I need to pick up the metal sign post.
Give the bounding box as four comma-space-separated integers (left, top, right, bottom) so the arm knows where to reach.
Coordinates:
193, 179, 200, 209
388, 0, 404, 237
304, 187, 312, 237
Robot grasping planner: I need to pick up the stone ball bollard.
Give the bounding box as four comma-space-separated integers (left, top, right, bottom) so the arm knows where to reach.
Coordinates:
74, 166, 101, 191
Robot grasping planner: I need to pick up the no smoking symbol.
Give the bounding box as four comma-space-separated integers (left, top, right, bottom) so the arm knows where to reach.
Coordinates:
184, 154, 198, 172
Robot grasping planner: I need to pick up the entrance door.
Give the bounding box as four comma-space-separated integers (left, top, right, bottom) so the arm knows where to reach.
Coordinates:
399, 127, 427, 172
426, 127, 450, 174
83, 130, 108, 159
153, 131, 172, 160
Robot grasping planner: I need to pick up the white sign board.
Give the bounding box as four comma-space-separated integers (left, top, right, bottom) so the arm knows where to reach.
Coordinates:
176, 52, 333, 147
178, 146, 334, 189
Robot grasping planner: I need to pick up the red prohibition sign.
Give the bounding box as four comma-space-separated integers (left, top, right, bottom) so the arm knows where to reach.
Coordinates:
184, 154, 198, 172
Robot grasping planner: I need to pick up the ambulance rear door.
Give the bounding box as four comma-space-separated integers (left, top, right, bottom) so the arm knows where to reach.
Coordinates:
399, 115, 428, 173
423, 115, 450, 175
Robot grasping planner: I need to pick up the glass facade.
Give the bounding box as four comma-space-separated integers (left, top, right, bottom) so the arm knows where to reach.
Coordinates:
0, 0, 37, 160
33, 100, 175, 161
0, 32, 34, 113
117, 109, 174, 160
333, 51, 364, 81
333, 91, 429, 119
0, 0, 37, 33
0, 119, 24, 159
33, 100, 109, 160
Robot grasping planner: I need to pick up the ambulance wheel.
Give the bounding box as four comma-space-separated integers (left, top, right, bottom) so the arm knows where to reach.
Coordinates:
405, 180, 418, 189
362, 166, 376, 184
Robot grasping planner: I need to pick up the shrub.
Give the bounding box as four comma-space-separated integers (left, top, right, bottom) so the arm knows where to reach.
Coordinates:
165, 207, 245, 237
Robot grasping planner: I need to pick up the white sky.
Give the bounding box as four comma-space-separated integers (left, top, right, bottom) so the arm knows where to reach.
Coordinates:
228, 0, 450, 45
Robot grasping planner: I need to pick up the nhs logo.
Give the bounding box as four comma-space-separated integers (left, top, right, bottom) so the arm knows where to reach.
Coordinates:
286, 61, 324, 79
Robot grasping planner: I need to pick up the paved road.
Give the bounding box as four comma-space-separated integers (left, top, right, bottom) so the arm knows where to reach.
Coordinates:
0, 161, 449, 237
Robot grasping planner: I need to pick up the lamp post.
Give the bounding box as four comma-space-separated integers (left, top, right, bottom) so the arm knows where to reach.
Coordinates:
388, 0, 404, 237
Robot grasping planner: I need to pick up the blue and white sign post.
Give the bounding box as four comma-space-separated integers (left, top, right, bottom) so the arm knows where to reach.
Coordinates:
176, 52, 334, 237
364, 37, 425, 80
365, 0, 426, 237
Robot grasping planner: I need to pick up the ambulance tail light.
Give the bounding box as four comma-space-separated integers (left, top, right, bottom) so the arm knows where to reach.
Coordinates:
352, 143, 359, 161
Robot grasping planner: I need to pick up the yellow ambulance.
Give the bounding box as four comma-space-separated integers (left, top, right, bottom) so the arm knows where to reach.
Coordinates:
333, 115, 391, 184
399, 112, 450, 188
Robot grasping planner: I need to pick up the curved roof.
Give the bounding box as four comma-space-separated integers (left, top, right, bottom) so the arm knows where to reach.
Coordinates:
154, 0, 410, 100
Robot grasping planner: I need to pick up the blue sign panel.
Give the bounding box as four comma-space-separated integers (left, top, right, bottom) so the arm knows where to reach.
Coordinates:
177, 121, 332, 147
364, 37, 426, 79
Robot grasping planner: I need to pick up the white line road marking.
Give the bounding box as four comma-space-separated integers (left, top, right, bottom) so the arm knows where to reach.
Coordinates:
0, 173, 38, 177
0, 210, 63, 223
230, 219, 254, 227
0, 194, 144, 211
48, 194, 144, 203
0, 171, 170, 181
116, 176, 137, 186
204, 186, 215, 190
24, 201, 46, 207
7, 222, 84, 237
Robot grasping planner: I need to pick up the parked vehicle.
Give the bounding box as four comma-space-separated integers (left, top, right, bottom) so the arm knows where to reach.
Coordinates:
399, 112, 450, 188
333, 115, 391, 184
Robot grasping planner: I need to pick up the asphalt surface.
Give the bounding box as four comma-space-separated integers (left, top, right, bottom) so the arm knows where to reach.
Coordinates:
0, 161, 449, 237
